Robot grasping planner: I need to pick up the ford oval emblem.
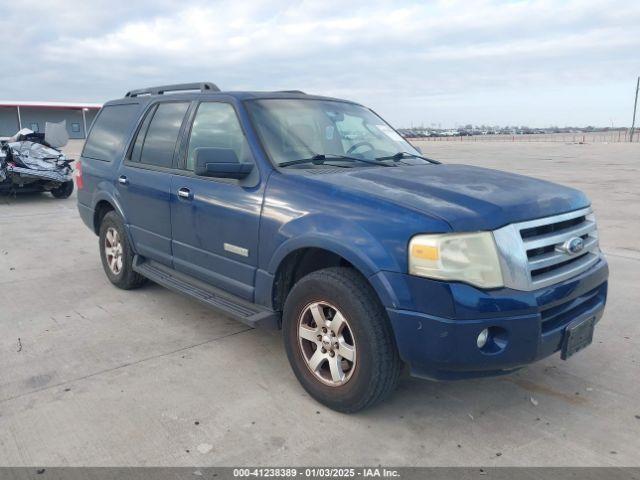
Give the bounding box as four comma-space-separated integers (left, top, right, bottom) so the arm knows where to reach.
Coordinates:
559, 237, 585, 255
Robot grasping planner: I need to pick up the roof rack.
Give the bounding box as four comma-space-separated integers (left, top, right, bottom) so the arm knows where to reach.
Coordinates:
125, 82, 221, 98
277, 90, 306, 94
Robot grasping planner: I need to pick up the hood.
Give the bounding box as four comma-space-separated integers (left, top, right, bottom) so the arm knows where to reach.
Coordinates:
305, 164, 589, 231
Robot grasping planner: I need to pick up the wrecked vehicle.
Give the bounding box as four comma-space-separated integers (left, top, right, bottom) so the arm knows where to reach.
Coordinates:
0, 122, 74, 198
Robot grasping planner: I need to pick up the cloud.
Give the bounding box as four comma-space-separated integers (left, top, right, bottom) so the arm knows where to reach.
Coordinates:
2, 0, 639, 126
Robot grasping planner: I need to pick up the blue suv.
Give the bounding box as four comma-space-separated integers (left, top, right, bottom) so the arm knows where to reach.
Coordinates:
77, 82, 608, 412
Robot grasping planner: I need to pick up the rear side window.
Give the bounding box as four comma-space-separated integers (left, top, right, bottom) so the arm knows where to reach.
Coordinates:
134, 102, 189, 168
129, 106, 155, 163
83, 104, 139, 162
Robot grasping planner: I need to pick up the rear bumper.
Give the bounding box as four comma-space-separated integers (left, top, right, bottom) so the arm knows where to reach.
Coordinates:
375, 257, 608, 380
6, 165, 73, 183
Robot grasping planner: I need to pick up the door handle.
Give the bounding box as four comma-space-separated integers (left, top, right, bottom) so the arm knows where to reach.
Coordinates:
118, 175, 129, 185
177, 187, 192, 199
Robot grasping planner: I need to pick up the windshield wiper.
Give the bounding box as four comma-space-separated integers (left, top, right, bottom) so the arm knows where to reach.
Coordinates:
279, 153, 392, 168
375, 152, 441, 164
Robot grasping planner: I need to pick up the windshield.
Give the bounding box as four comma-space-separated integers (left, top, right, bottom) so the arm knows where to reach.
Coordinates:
246, 99, 423, 167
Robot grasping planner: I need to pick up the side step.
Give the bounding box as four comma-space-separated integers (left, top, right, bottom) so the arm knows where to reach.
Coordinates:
133, 256, 279, 329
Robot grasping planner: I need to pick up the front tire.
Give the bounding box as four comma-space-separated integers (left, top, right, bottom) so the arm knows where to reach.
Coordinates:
282, 267, 402, 412
98, 211, 146, 290
51, 180, 74, 199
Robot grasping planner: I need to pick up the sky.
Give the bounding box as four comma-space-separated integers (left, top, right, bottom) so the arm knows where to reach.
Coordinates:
1, 0, 639, 128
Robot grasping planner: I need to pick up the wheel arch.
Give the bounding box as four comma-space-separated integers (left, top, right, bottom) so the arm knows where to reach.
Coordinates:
93, 200, 115, 234
91, 190, 127, 234
268, 241, 390, 316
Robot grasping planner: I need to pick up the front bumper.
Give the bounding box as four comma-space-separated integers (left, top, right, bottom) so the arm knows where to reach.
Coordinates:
372, 256, 608, 380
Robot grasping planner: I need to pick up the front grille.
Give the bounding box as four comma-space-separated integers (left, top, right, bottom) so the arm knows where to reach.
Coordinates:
493, 207, 602, 291
517, 208, 600, 289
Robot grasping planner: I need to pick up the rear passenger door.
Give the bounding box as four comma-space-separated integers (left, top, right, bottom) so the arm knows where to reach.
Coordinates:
170, 101, 263, 301
117, 101, 190, 267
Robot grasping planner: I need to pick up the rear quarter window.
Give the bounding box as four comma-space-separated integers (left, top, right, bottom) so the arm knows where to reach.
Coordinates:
138, 102, 189, 168
82, 103, 140, 162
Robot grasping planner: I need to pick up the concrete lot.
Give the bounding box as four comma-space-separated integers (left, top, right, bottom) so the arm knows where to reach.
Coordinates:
1, 140, 639, 466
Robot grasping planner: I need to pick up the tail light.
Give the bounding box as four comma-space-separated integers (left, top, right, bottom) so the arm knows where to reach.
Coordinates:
76, 160, 84, 190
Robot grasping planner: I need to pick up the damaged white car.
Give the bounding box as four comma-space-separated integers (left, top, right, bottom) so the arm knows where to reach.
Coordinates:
0, 122, 74, 198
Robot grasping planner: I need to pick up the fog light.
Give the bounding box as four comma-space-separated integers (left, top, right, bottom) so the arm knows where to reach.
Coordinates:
477, 328, 489, 349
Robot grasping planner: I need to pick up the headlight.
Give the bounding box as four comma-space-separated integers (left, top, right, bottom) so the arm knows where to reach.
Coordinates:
408, 232, 504, 288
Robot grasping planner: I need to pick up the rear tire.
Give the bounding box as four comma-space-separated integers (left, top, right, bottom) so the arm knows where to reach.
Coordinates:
282, 267, 402, 412
51, 180, 74, 199
98, 211, 147, 289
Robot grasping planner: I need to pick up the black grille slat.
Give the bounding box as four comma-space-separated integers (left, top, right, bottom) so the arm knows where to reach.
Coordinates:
527, 244, 556, 259
521, 216, 585, 239
530, 252, 590, 277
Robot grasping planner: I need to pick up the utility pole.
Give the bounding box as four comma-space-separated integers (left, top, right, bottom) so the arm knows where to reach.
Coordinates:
631, 76, 640, 142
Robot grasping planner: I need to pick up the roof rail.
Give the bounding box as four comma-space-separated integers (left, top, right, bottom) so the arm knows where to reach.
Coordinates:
277, 90, 306, 94
125, 82, 221, 98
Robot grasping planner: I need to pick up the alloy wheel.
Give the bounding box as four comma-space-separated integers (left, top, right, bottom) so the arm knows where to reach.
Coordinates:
104, 227, 123, 275
297, 301, 357, 386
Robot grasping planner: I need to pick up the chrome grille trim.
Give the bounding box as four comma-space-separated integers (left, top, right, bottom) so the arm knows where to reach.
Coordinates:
527, 236, 598, 270
493, 207, 601, 291
523, 220, 596, 250
531, 252, 600, 288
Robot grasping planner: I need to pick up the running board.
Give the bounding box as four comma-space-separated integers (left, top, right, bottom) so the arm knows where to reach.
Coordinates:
133, 256, 279, 329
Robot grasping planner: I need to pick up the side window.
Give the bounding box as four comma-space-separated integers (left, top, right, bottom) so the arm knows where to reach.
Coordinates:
137, 102, 189, 168
83, 103, 140, 162
186, 102, 253, 171
129, 105, 156, 163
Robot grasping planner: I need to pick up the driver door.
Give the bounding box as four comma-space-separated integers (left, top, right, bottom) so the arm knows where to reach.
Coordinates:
170, 101, 263, 301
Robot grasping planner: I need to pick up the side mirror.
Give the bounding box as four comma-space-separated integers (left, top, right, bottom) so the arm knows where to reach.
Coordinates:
194, 147, 253, 179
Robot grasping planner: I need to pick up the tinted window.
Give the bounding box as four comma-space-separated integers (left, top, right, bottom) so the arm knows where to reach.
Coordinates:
186, 102, 253, 171
129, 105, 156, 163
139, 102, 189, 168
83, 104, 139, 162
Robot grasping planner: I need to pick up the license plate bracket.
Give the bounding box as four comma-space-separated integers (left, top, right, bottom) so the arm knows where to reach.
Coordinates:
561, 316, 595, 360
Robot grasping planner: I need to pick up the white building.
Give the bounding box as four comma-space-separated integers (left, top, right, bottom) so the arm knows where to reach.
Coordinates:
0, 101, 102, 139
